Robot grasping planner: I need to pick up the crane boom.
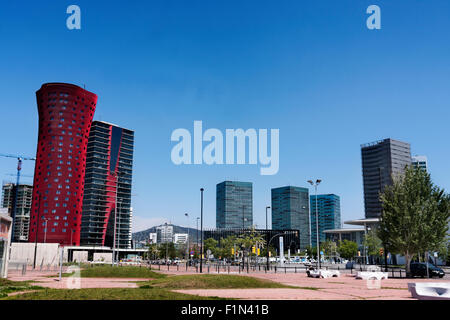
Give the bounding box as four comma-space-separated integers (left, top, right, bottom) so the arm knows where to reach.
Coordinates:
0, 152, 36, 241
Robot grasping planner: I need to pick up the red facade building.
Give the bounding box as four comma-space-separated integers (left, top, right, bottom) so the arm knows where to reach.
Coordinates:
29, 83, 97, 245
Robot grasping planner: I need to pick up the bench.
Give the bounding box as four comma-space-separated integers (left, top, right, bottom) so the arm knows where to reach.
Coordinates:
408, 282, 450, 300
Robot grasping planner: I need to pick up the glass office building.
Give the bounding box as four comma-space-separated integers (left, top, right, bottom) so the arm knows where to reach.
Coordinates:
310, 194, 341, 248
216, 181, 253, 229
271, 186, 310, 250
81, 121, 134, 249
361, 139, 411, 218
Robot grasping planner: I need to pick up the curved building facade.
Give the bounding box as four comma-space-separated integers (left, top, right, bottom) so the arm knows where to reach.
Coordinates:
29, 83, 97, 245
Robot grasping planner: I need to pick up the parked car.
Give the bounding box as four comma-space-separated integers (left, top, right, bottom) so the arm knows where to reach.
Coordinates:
410, 262, 445, 278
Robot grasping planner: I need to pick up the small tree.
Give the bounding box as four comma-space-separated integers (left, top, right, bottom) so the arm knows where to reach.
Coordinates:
363, 229, 383, 257
379, 165, 450, 276
204, 238, 219, 258
338, 240, 358, 260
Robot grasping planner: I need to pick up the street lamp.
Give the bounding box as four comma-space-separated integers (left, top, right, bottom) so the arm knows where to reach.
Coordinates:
184, 213, 190, 265
112, 171, 122, 266
165, 222, 169, 263
265, 206, 270, 270
33, 191, 41, 269
200, 188, 204, 273
308, 179, 322, 269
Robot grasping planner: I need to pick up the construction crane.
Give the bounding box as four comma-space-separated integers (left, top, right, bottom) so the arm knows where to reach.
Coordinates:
0, 153, 36, 240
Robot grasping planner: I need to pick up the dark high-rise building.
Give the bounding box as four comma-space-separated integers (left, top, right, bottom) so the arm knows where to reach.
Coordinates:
1, 183, 33, 242
81, 121, 134, 249
271, 186, 309, 250
29, 83, 97, 245
216, 181, 253, 229
361, 139, 411, 218
310, 194, 341, 248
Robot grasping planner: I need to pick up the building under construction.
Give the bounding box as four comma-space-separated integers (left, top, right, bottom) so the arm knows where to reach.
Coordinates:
1, 183, 33, 242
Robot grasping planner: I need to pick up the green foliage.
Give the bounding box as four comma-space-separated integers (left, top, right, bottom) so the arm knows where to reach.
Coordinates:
321, 240, 338, 257
379, 165, 450, 275
363, 228, 383, 256
204, 238, 219, 257
337, 240, 358, 260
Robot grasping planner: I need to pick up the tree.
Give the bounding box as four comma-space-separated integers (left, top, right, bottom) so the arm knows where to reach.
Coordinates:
379, 165, 450, 276
147, 243, 159, 260
322, 240, 338, 258
363, 229, 383, 256
204, 238, 218, 258
216, 236, 237, 260
338, 240, 358, 260
236, 228, 266, 267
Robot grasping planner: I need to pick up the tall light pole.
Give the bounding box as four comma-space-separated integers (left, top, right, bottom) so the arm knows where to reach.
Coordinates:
33, 192, 41, 269
185, 213, 190, 265
165, 222, 169, 263
308, 179, 322, 269
265, 206, 270, 270
200, 188, 204, 273
112, 172, 120, 266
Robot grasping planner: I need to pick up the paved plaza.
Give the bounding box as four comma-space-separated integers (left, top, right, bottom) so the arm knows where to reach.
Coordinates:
6, 266, 450, 299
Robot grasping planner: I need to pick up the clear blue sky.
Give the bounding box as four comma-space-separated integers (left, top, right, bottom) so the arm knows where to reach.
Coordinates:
0, 1, 449, 231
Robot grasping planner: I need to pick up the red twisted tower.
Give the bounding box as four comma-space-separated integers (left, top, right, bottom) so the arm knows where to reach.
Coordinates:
29, 83, 97, 245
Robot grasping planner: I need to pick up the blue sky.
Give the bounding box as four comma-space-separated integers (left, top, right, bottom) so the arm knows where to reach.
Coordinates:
0, 1, 449, 231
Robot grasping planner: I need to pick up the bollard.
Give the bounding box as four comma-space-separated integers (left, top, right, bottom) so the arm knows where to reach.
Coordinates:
295, 267, 297, 273
177, 264, 179, 271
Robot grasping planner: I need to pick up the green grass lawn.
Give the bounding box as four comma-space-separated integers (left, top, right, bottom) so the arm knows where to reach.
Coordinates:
138, 274, 295, 290
5, 287, 225, 300
5, 269, 294, 300
0, 279, 44, 298
62, 265, 166, 279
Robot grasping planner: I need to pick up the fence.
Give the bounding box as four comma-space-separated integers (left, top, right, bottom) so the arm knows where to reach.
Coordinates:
149, 261, 422, 279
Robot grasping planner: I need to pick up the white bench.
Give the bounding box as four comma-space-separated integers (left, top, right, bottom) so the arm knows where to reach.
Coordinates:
408, 282, 450, 300
308, 269, 340, 278
356, 271, 388, 280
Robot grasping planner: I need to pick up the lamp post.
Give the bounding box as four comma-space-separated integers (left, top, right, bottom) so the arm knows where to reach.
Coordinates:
33, 192, 41, 269
265, 206, 270, 270
184, 213, 190, 265
307, 179, 322, 269
112, 171, 121, 266
164, 222, 169, 263
200, 188, 204, 273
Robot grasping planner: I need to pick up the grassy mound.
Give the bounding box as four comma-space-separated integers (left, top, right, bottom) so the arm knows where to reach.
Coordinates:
5, 287, 225, 300
140, 274, 294, 289
63, 265, 166, 279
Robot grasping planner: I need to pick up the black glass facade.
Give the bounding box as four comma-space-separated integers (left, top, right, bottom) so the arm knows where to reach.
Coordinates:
81, 121, 134, 248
